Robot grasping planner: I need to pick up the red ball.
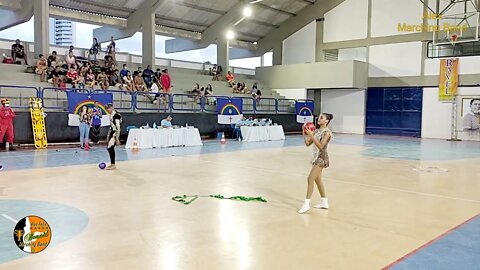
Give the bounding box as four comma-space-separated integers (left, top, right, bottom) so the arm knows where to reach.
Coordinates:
304, 122, 316, 132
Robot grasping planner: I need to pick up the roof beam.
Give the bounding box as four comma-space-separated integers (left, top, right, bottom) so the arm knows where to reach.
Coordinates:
248, 19, 279, 28
174, 2, 226, 15
93, 0, 165, 43
257, 0, 345, 55
257, 3, 296, 17
0, 0, 33, 31
156, 15, 209, 28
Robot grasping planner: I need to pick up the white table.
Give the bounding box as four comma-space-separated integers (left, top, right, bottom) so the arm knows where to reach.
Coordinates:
125, 127, 203, 149
240, 126, 285, 142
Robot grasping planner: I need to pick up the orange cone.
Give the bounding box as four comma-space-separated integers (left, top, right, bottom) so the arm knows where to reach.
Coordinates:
132, 138, 139, 152
220, 132, 226, 144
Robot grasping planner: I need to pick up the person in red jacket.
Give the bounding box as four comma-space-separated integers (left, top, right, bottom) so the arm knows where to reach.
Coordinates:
0, 98, 16, 151
160, 69, 171, 94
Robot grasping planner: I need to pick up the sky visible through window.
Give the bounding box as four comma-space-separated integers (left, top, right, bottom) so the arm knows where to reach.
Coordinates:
0, 18, 271, 69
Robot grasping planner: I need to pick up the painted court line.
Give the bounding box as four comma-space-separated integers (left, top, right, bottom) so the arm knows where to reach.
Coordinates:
1, 214, 18, 224
180, 155, 480, 204
382, 214, 480, 270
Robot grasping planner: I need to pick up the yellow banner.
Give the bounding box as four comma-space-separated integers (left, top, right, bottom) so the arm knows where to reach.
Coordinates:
439, 58, 459, 101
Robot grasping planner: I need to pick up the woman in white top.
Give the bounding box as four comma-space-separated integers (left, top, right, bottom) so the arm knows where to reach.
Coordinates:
65, 51, 77, 69
123, 71, 135, 92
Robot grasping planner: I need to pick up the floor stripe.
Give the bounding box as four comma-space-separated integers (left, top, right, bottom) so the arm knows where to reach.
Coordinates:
1, 214, 18, 224
382, 214, 480, 270
177, 154, 480, 204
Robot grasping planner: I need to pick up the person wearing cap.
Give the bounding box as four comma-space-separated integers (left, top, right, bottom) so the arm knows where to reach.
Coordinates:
105, 103, 122, 170
0, 99, 16, 151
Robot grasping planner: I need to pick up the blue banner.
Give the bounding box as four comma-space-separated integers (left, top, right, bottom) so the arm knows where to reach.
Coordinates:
67, 92, 112, 114
295, 100, 314, 124
67, 92, 113, 126
217, 98, 243, 124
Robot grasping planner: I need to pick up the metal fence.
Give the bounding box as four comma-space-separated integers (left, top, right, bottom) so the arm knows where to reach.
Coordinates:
0, 85, 39, 108
2, 84, 312, 114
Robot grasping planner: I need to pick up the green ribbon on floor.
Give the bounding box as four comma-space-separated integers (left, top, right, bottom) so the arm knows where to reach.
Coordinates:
172, 194, 267, 205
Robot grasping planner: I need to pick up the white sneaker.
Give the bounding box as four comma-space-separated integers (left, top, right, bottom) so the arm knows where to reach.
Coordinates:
314, 198, 329, 209
297, 204, 311, 214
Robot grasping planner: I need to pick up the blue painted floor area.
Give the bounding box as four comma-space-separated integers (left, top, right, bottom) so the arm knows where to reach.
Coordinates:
0, 200, 89, 264
389, 215, 480, 270
1, 135, 480, 172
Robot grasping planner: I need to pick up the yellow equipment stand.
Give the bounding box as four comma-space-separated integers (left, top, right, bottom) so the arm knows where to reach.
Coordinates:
29, 97, 48, 149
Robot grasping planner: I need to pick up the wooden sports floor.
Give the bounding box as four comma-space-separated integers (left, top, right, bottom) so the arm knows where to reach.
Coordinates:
0, 135, 479, 269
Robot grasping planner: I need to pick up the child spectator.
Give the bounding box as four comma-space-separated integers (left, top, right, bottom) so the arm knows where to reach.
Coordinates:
66, 65, 80, 88
119, 64, 129, 83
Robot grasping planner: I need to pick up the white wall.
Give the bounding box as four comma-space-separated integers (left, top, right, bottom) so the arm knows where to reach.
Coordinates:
324, 0, 369, 42
422, 87, 480, 139
321, 89, 366, 134
338, 47, 367, 62
369, 42, 422, 77
425, 56, 480, 75
273, 89, 306, 100
371, 0, 423, 37
282, 21, 316, 65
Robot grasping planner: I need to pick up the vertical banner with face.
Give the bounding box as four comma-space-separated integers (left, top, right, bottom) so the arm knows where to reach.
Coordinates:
439, 58, 459, 101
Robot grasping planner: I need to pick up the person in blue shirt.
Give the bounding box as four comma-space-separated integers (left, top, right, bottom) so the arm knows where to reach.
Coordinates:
91, 101, 103, 144
161, 115, 173, 128
233, 116, 246, 141
119, 64, 129, 83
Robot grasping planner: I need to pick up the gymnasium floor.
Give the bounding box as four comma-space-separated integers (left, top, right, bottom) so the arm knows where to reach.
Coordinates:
0, 135, 479, 270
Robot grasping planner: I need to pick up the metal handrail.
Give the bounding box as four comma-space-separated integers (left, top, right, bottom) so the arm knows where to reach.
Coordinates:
254, 97, 278, 113
41, 87, 89, 110
134, 92, 171, 112
93, 89, 134, 111
202, 95, 230, 113
0, 85, 39, 108
171, 93, 202, 112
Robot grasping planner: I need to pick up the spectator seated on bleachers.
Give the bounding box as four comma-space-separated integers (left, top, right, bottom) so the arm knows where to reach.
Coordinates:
191, 83, 200, 95
205, 84, 215, 105
35, 54, 48, 82
85, 68, 96, 90
254, 88, 262, 102
119, 64, 129, 83
104, 55, 114, 71
134, 71, 146, 91
211, 64, 223, 81
11, 39, 28, 65
226, 71, 235, 87
88, 38, 101, 62
233, 82, 247, 94
66, 65, 81, 88
110, 69, 121, 88
142, 65, 155, 88
79, 62, 90, 77
49, 66, 64, 87
146, 78, 164, 104
122, 71, 135, 92
64, 51, 77, 69
47, 51, 60, 68
97, 69, 109, 90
